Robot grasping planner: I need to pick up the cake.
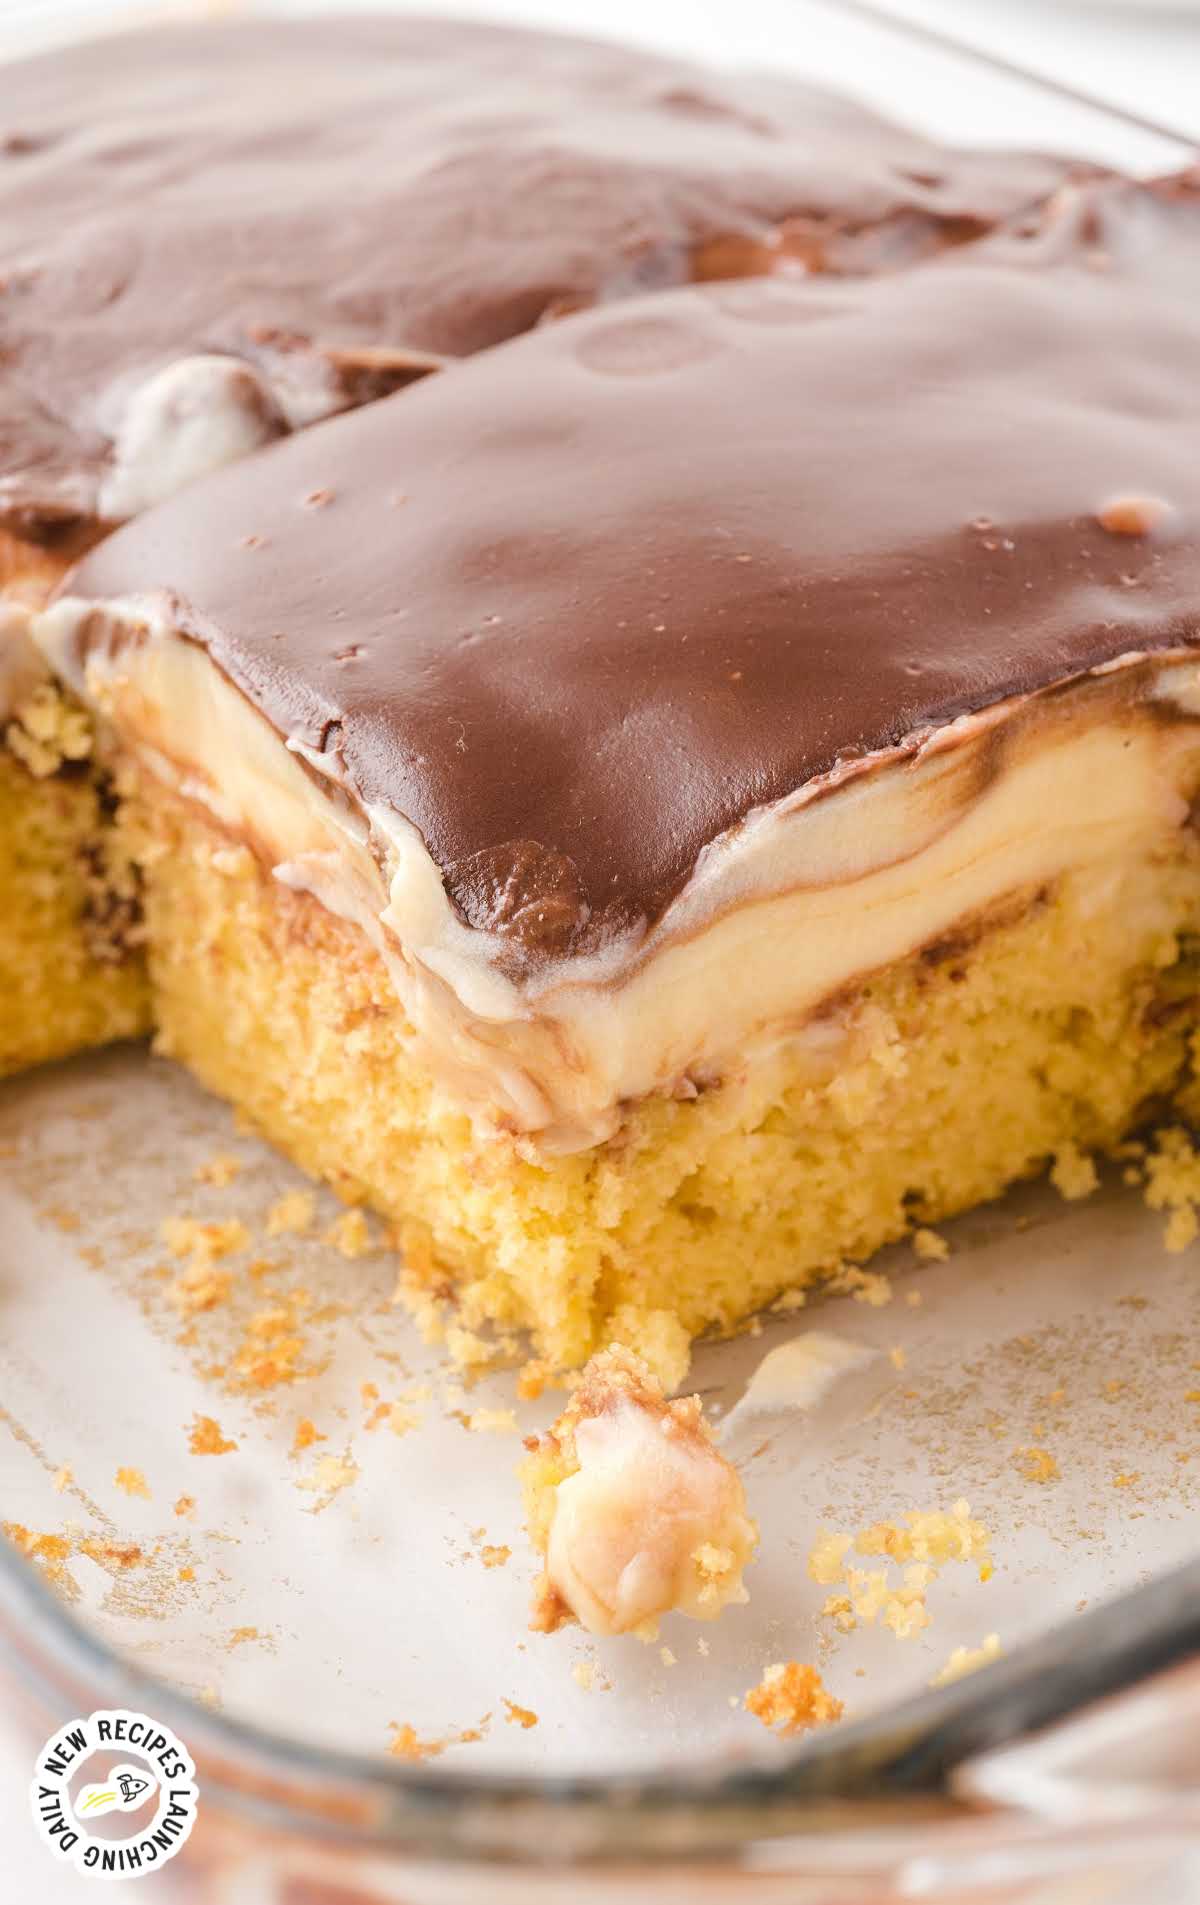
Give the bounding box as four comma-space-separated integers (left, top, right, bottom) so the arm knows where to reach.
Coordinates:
520, 1346, 757, 1635
0, 16, 1081, 1080
33, 166, 1200, 1379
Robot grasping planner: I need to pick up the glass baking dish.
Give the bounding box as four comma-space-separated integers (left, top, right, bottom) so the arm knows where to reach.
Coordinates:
1, 4, 1198, 1899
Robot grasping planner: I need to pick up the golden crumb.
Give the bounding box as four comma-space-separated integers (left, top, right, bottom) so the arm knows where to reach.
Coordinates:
771, 1287, 809, 1314
572, 1660, 595, 1692
811, 1501, 991, 1639
325, 1208, 374, 1258
162, 1217, 250, 1262
194, 1154, 243, 1187
828, 1263, 892, 1307
464, 1407, 518, 1435
51, 1465, 72, 1494
932, 1633, 1002, 1687
660, 1646, 677, 1667
292, 1418, 324, 1454
169, 1258, 233, 1315
889, 1346, 907, 1371
387, 1723, 445, 1762
173, 1494, 196, 1518
1050, 1142, 1100, 1201
745, 1662, 843, 1736
503, 1699, 538, 1730
227, 1626, 263, 1649
1013, 1446, 1060, 1485
296, 1451, 358, 1509
188, 1415, 238, 1457
1164, 1205, 1198, 1254
808, 1531, 853, 1586
1140, 1126, 1200, 1251
911, 1227, 950, 1262
1113, 1471, 1141, 1490
178, 1566, 196, 1584
266, 1189, 317, 1237
114, 1467, 150, 1500
905, 1289, 924, 1308
480, 1545, 511, 1570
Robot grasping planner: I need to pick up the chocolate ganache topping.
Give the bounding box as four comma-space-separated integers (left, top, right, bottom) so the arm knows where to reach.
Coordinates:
64, 172, 1200, 964
2, 14, 1084, 545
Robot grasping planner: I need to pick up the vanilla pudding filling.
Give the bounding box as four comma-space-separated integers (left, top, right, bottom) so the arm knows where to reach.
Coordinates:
37, 593, 1200, 1156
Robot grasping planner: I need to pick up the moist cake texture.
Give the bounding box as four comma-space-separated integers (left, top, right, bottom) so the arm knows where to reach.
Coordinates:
38, 169, 1200, 1374
0, 15, 1081, 1084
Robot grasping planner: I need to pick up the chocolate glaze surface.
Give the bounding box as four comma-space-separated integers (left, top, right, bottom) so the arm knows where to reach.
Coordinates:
67, 173, 1200, 963
1, 14, 1080, 544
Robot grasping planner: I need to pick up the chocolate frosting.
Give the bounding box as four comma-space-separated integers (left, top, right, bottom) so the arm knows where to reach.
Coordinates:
66, 172, 1200, 964
1, 14, 1080, 544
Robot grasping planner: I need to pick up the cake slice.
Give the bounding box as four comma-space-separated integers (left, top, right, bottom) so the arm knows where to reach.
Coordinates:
36, 171, 1200, 1373
1, 17, 1083, 1077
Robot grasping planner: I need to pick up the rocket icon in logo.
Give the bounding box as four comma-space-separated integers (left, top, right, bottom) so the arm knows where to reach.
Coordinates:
75, 1764, 157, 1819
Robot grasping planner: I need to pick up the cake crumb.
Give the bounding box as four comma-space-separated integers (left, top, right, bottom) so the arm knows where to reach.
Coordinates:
325, 1208, 373, 1258
1113, 1470, 1140, 1490
266, 1190, 316, 1237
51, 1466, 72, 1495
194, 1154, 243, 1188
228, 1626, 263, 1649
388, 1716, 490, 1760
1140, 1126, 1200, 1251
745, 1662, 843, 1737
1050, 1143, 1099, 1201
697, 1637, 710, 1656
114, 1466, 150, 1499
188, 1415, 238, 1456
522, 1345, 756, 1637
889, 1346, 907, 1372
911, 1227, 950, 1262
480, 1544, 511, 1570
387, 1723, 445, 1762
503, 1699, 538, 1730
905, 1290, 924, 1308
291, 1418, 325, 1455
1014, 1446, 1060, 1485
464, 1408, 518, 1435
178, 1565, 196, 1584
163, 1217, 249, 1262
829, 1263, 892, 1307
932, 1633, 1002, 1687
572, 1660, 595, 1691
811, 1501, 991, 1637
296, 1451, 359, 1510
173, 1494, 196, 1518
170, 1258, 233, 1315
660, 1646, 677, 1667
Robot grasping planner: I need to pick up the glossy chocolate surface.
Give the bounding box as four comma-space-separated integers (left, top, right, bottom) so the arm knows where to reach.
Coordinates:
67, 174, 1200, 961
1, 14, 1077, 543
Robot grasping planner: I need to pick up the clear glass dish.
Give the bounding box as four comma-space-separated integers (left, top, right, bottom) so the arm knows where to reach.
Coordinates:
2, 5, 1198, 1900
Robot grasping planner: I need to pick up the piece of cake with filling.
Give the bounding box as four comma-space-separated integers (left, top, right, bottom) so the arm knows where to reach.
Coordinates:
37, 171, 1200, 1376
0, 14, 1082, 1076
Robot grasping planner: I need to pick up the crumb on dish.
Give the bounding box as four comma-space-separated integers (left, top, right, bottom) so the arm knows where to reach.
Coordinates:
521, 1344, 757, 1638
745, 1661, 844, 1736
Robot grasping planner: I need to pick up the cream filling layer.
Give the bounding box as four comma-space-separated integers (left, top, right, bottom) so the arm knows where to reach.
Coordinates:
36, 593, 1200, 1154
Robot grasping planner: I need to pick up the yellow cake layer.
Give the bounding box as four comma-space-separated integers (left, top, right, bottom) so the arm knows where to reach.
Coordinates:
0, 746, 150, 1076
126, 780, 1200, 1375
